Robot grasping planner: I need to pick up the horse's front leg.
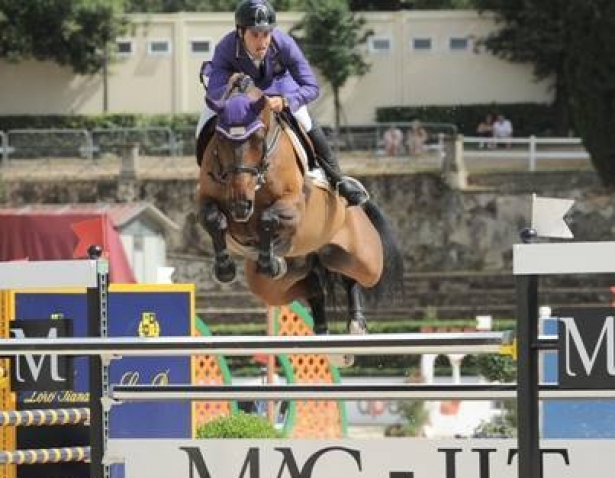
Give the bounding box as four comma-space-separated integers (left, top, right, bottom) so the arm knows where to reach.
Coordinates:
198, 200, 236, 283
256, 201, 301, 279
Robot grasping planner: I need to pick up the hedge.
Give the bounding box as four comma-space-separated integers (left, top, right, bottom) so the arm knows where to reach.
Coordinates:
376, 102, 558, 137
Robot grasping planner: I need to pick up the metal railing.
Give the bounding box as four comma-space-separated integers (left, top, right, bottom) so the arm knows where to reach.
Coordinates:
91, 126, 180, 158
331, 121, 457, 157
460, 135, 590, 171
5, 129, 92, 164
0, 126, 593, 177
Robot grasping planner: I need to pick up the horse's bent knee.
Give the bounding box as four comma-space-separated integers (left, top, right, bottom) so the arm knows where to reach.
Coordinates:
200, 201, 227, 230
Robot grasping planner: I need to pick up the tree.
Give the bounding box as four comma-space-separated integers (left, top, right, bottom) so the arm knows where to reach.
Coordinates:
0, 0, 128, 75
350, 0, 473, 9
474, 0, 615, 186
124, 0, 304, 12
290, 0, 372, 135
472, 0, 572, 135
564, 1, 615, 187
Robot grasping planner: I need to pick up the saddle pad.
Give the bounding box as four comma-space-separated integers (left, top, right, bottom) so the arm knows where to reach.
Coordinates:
306, 168, 331, 191
284, 128, 330, 191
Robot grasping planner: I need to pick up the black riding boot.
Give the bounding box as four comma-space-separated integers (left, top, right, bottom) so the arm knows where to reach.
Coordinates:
307, 126, 369, 207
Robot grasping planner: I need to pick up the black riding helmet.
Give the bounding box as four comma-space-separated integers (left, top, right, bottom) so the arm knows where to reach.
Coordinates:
235, 0, 276, 31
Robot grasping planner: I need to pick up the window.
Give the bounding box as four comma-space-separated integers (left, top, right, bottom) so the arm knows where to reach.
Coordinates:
190, 39, 211, 54
449, 37, 469, 51
369, 37, 391, 53
412, 37, 432, 51
147, 40, 171, 56
116, 40, 133, 56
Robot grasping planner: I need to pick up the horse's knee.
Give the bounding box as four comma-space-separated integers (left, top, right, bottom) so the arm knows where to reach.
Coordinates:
200, 201, 227, 231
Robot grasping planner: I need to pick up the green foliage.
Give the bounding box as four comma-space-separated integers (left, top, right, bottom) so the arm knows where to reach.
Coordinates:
473, 402, 517, 438
472, 0, 573, 136
377, 102, 557, 137
0, 0, 130, 74
473, 0, 615, 186
385, 400, 429, 437
291, 0, 372, 130
475, 353, 516, 382
563, 1, 615, 188
0, 114, 198, 132
349, 0, 472, 9
124, 0, 306, 12
196, 411, 282, 438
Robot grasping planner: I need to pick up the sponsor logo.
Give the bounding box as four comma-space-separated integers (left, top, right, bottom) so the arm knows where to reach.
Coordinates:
559, 315, 615, 388
10, 317, 73, 391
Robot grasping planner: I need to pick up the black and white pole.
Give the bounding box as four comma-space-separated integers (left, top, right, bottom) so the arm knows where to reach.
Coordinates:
86, 245, 108, 478
515, 226, 540, 478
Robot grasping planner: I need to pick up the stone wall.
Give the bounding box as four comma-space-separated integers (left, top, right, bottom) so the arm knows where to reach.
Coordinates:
3, 170, 612, 278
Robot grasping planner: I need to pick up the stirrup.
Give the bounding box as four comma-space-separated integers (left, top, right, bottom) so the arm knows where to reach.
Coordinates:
336, 176, 370, 206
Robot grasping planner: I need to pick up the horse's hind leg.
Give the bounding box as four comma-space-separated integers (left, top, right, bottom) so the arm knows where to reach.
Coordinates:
305, 271, 328, 335
198, 200, 236, 283
344, 277, 367, 335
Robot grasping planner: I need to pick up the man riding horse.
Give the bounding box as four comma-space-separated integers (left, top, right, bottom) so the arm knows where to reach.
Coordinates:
196, 0, 369, 207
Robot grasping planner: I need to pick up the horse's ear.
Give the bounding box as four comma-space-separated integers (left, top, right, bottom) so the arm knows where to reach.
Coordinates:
250, 95, 267, 114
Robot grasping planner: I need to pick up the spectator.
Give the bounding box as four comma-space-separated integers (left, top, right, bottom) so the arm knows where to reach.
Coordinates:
476, 113, 494, 149
407, 120, 429, 156
383, 125, 404, 156
492, 114, 513, 148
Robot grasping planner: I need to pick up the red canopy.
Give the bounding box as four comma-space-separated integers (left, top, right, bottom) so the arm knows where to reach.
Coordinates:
0, 212, 136, 283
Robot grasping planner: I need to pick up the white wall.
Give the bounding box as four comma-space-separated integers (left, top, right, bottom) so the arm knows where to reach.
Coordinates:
0, 10, 552, 125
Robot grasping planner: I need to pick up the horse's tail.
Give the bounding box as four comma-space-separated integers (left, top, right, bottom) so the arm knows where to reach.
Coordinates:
362, 200, 405, 303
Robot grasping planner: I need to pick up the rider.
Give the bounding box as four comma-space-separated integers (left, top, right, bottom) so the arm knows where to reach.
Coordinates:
197, 0, 369, 207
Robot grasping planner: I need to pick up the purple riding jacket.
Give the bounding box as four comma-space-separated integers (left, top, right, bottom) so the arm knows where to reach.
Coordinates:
206, 29, 319, 112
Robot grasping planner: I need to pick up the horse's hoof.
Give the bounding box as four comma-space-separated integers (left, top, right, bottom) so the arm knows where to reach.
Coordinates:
348, 318, 367, 335
212, 262, 236, 284
328, 353, 355, 368
271, 256, 287, 279
257, 256, 287, 279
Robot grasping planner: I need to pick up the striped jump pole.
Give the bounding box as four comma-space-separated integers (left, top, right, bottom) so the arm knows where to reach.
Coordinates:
0, 257, 108, 478
0, 446, 90, 465
0, 408, 89, 427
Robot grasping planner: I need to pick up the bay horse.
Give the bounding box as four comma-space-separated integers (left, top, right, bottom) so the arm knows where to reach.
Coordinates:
196, 74, 403, 363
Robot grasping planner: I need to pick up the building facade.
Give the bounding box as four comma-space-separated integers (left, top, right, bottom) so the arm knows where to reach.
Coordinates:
0, 10, 552, 125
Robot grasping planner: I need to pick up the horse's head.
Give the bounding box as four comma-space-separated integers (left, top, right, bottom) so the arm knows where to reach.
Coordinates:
204, 74, 280, 222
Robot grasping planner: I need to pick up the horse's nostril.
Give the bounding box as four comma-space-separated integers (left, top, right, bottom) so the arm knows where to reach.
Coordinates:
232, 200, 254, 221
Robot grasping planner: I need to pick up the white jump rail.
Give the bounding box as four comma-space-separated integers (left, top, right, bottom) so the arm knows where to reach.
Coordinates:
111, 383, 615, 402
0, 332, 512, 356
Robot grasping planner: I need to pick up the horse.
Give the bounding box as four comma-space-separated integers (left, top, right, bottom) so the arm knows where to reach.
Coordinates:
196, 74, 403, 363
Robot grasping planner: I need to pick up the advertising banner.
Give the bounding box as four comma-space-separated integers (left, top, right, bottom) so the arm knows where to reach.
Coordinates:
108, 438, 615, 478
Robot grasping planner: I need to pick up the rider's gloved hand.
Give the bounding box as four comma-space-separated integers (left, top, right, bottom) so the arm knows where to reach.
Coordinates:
266, 96, 287, 113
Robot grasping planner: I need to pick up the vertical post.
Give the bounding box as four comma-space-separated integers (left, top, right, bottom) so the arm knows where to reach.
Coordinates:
529, 135, 537, 172
516, 227, 541, 478
87, 247, 109, 478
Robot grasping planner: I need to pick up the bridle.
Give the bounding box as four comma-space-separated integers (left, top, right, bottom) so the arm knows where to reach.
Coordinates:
208, 117, 282, 189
